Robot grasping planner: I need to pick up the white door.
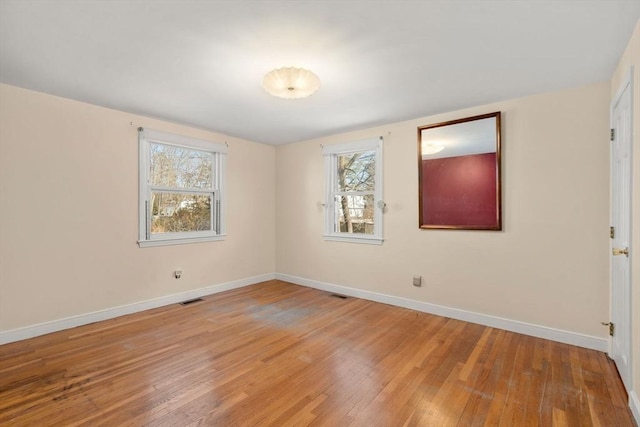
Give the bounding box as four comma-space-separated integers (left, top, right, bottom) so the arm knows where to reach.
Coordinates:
610, 73, 633, 392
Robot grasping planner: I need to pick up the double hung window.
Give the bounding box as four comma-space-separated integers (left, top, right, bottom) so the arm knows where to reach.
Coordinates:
323, 137, 383, 244
138, 128, 227, 247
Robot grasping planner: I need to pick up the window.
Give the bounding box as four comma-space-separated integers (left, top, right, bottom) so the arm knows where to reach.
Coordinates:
138, 128, 227, 247
323, 137, 383, 244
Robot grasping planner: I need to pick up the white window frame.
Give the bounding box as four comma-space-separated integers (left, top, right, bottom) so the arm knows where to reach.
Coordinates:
323, 137, 384, 245
138, 128, 227, 248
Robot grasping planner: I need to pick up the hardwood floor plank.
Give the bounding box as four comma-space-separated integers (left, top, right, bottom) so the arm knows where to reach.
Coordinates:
0, 280, 635, 426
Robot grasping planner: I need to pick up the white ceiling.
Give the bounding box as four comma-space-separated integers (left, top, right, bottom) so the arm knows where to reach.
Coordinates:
421, 116, 497, 160
1, 1, 638, 145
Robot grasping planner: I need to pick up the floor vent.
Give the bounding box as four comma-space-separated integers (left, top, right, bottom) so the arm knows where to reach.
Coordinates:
330, 293, 348, 299
179, 298, 204, 306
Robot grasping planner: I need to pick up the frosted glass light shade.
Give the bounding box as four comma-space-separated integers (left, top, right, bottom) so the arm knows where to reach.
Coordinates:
421, 142, 445, 155
262, 67, 321, 99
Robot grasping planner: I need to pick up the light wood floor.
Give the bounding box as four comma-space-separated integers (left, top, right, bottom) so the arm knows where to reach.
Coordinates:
0, 280, 635, 426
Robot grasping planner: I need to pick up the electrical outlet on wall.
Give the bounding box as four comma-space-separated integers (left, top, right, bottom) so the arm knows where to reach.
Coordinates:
174, 270, 182, 279
413, 275, 422, 287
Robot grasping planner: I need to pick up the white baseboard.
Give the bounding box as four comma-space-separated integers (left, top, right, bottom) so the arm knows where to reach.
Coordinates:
0, 272, 610, 353
630, 390, 640, 425
275, 273, 608, 353
0, 273, 276, 345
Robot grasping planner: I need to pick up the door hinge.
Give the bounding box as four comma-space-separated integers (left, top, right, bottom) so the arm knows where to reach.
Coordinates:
610, 226, 615, 239
601, 321, 614, 336
610, 128, 615, 141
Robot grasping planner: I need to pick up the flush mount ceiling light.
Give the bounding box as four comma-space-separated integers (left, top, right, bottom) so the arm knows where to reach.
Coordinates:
421, 141, 445, 155
262, 67, 321, 99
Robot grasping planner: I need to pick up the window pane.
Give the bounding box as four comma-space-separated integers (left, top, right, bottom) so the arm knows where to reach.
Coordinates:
151, 192, 212, 233
336, 151, 375, 192
150, 143, 212, 189
334, 194, 374, 234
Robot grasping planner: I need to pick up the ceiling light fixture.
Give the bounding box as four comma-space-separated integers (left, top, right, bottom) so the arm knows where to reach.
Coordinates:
421, 141, 445, 155
262, 67, 321, 99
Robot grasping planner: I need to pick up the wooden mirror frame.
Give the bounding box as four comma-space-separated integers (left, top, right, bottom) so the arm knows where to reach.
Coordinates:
418, 112, 502, 230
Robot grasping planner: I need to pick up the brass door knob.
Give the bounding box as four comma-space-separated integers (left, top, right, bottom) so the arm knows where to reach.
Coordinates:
612, 247, 629, 257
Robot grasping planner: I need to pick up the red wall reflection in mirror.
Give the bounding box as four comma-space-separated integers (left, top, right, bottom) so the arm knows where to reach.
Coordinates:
418, 111, 501, 230
421, 153, 497, 226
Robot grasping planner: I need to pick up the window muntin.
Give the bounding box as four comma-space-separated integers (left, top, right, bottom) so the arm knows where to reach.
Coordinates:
138, 128, 226, 247
324, 138, 383, 244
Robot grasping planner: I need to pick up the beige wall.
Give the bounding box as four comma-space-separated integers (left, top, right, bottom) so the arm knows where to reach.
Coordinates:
0, 80, 613, 343
277, 81, 611, 338
611, 19, 640, 407
0, 84, 276, 331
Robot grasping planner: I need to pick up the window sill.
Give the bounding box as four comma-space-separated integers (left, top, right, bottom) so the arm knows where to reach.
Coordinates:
323, 234, 383, 245
138, 235, 226, 248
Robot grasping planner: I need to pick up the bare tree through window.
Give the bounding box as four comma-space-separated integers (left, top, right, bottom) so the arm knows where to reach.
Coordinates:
336, 150, 375, 234
149, 143, 214, 233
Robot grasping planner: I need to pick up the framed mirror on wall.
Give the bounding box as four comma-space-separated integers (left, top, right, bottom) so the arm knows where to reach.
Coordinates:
418, 112, 502, 230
